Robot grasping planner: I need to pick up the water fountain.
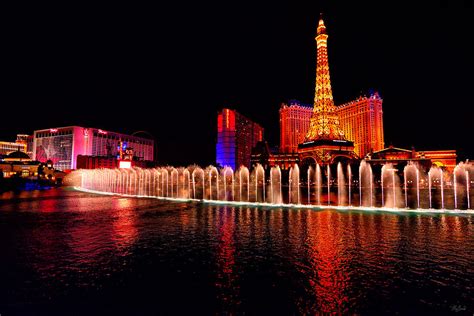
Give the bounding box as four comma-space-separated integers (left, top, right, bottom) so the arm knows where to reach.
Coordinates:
347, 164, 352, 206
316, 164, 322, 205
327, 165, 331, 206
74, 160, 472, 213
183, 168, 191, 199
381, 163, 402, 208
252, 164, 265, 203
453, 162, 470, 210
192, 167, 205, 199
307, 166, 313, 205
337, 162, 346, 206
269, 166, 282, 204
289, 164, 300, 204
359, 160, 373, 207
208, 166, 219, 200
236, 166, 250, 202
170, 168, 178, 198
404, 163, 420, 209
222, 167, 234, 201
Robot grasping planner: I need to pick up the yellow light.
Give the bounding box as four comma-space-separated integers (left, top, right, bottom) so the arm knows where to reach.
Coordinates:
119, 161, 132, 169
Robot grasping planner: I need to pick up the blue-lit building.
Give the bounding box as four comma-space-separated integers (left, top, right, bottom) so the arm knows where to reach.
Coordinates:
216, 108, 264, 170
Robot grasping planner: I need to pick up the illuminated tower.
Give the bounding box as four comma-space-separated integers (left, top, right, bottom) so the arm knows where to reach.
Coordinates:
305, 17, 345, 141
298, 15, 356, 165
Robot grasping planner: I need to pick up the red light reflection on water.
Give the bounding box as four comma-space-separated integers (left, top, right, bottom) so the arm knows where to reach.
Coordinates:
111, 198, 138, 252
18, 194, 139, 273
214, 206, 240, 309
304, 211, 350, 314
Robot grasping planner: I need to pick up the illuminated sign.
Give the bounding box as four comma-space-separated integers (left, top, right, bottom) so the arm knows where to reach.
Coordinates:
119, 161, 132, 169
50, 129, 58, 133
98, 129, 107, 135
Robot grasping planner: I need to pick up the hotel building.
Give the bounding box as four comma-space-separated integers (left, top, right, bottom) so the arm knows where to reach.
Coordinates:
279, 100, 312, 153
33, 126, 154, 171
16, 134, 34, 158
279, 91, 385, 158
367, 146, 457, 172
0, 141, 26, 156
216, 108, 264, 170
336, 91, 384, 158
0, 134, 34, 157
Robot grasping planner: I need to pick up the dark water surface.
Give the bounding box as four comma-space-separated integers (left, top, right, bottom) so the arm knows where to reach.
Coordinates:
0, 188, 473, 315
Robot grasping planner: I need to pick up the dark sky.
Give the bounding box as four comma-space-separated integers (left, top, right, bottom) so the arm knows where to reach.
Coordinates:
3, 1, 473, 165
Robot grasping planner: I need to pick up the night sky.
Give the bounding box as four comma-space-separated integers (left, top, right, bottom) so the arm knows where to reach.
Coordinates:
3, 1, 473, 166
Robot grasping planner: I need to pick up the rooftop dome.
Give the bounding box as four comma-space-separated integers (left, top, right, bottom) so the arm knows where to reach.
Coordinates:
5, 151, 31, 161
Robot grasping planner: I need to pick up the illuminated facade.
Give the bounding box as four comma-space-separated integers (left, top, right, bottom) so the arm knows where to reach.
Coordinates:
33, 126, 154, 171
279, 94, 384, 158
337, 92, 384, 157
0, 141, 26, 156
251, 141, 300, 171
0, 151, 40, 179
0, 134, 33, 157
76, 155, 151, 170
216, 108, 264, 170
367, 146, 457, 172
16, 134, 34, 157
415, 150, 457, 172
279, 101, 312, 153
298, 16, 356, 164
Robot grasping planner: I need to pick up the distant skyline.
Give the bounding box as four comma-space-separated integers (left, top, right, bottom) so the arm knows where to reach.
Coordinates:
2, 1, 473, 165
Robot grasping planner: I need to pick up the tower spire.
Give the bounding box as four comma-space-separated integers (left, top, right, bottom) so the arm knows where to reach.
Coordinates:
305, 15, 345, 141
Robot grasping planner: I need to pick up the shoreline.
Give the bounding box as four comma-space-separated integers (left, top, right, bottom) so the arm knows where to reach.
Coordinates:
74, 186, 474, 216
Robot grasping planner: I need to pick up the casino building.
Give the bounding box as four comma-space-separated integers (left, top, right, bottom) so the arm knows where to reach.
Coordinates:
279, 92, 384, 159
33, 126, 154, 171
279, 101, 312, 154
336, 92, 384, 158
366, 146, 457, 172
216, 108, 264, 170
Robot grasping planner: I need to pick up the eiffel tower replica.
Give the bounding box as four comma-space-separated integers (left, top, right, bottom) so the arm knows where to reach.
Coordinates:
298, 15, 357, 165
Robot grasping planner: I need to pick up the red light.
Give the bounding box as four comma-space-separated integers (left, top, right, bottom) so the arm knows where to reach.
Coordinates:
119, 161, 131, 169
217, 114, 223, 132
50, 129, 58, 133
98, 129, 107, 135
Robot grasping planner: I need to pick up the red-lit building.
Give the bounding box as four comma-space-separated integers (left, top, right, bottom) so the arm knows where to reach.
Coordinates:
279, 101, 312, 153
216, 108, 264, 170
366, 146, 457, 172
337, 92, 384, 158
415, 150, 457, 172
279, 16, 384, 162
279, 92, 385, 159
76, 155, 153, 170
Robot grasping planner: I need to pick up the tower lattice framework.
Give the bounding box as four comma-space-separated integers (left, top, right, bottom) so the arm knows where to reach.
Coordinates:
305, 17, 346, 141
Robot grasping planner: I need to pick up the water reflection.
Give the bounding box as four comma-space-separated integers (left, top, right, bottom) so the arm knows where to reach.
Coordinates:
215, 207, 239, 310
200, 206, 473, 314
303, 211, 349, 314
111, 198, 138, 253
0, 189, 473, 314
